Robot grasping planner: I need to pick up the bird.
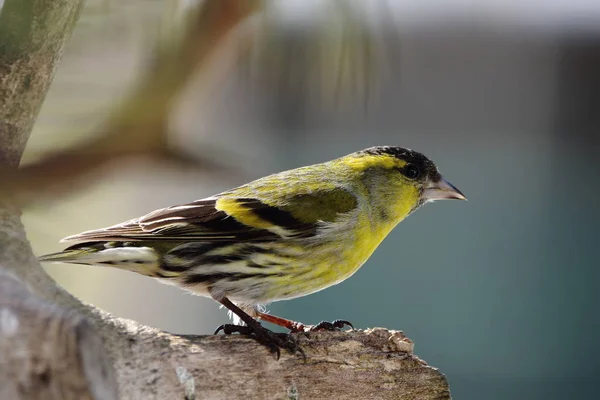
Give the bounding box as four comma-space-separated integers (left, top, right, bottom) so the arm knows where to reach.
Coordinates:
39, 146, 466, 357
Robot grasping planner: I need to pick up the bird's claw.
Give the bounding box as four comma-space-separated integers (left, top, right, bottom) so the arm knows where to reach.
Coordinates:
214, 324, 253, 335
215, 323, 305, 360
290, 319, 354, 333
311, 319, 354, 331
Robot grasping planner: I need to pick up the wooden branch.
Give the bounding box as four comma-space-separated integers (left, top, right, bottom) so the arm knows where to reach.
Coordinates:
114, 328, 448, 399
57, 305, 452, 400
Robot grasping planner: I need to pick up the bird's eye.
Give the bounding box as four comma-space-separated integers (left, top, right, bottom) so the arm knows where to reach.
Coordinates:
404, 165, 420, 179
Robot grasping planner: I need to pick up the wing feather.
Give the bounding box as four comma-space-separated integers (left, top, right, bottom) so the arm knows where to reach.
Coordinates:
62, 198, 278, 243
62, 187, 358, 244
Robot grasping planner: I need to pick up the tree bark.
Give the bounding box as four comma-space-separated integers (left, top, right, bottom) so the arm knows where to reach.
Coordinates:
0, 1, 452, 399
0, 272, 117, 400
100, 323, 450, 400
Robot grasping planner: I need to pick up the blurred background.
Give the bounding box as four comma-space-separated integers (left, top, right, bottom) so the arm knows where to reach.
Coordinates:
20, 0, 599, 399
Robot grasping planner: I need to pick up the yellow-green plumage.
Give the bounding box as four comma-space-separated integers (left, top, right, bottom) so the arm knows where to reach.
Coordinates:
39, 146, 465, 321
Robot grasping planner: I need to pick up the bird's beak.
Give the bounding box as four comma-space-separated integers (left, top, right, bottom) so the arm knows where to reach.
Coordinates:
423, 177, 467, 202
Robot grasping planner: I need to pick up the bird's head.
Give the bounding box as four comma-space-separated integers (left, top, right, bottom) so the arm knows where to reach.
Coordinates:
342, 146, 466, 222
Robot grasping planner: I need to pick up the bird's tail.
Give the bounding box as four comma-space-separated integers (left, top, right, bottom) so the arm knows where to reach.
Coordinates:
38, 245, 167, 277
38, 248, 96, 263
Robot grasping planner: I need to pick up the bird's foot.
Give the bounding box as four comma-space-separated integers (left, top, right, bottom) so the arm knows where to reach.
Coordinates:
289, 319, 354, 333
215, 322, 305, 360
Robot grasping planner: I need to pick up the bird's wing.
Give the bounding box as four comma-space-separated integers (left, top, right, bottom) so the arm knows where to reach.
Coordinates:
62, 188, 357, 243
61, 198, 274, 243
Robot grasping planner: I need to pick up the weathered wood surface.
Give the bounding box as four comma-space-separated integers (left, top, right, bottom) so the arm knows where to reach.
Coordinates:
103, 320, 450, 399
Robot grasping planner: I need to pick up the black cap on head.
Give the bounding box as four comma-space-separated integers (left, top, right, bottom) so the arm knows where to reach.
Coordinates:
359, 146, 441, 182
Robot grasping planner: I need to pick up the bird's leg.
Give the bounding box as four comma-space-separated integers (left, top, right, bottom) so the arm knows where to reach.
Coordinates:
213, 297, 304, 359
256, 312, 305, 331
257, 311, 353, 333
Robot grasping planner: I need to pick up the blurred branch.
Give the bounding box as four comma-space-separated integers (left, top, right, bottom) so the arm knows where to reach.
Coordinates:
245, 0, 384, 122
1, 0, 262, 204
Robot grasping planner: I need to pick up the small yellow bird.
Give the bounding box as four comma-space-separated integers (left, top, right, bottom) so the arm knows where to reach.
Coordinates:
40, 146, 465, 356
